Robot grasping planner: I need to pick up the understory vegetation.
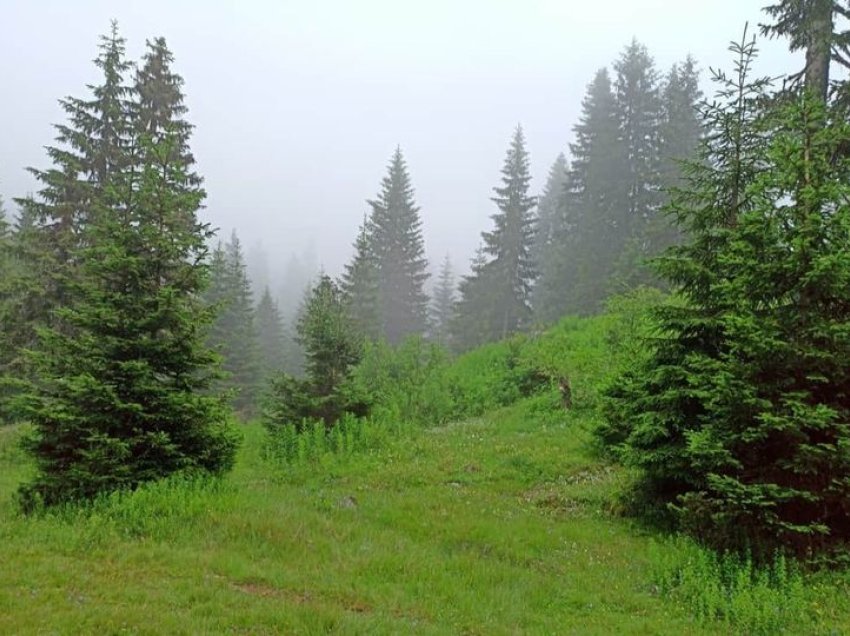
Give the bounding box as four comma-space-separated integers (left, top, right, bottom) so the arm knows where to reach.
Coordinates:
3, 304, 850, 634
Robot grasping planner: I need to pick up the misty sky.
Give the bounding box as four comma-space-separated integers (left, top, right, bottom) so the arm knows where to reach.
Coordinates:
1, 1, 797, 281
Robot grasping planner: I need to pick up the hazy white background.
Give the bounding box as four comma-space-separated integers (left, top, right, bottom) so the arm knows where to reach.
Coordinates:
0, 1, 796, 278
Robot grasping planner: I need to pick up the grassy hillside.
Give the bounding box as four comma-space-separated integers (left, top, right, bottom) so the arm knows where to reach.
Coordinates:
2, 303, 849, 634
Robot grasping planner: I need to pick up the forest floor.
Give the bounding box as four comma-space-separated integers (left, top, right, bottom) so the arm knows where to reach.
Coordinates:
1, 403, 849, 634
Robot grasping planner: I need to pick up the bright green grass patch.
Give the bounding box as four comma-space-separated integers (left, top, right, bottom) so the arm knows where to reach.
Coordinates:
2, 397, 848, 634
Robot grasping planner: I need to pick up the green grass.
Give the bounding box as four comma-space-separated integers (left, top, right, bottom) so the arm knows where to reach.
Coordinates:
3, 304, 850, 634
3, 399, 849, 634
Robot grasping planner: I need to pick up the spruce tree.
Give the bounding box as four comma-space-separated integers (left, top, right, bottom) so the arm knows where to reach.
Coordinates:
536, 69, 626, 320
133, 36, 200, 186
642, 57, 704, 263
452, 127, 537, 347
658, 57, 703, 191
340, 215, 381, 340
0, 197, 13, 423
762, 0, 837, 101
297, 275, 361, 401
254, 287, 287, 385
18, 108, 238, 507
16, 22, 134, 324
600, 32, 850, 556
430, 254, 456, 348
368, 147, 430, 344
611, 40, 664, 287
205, 232, 259, 414
450, 248, 491, 351
531, 153, 568, 298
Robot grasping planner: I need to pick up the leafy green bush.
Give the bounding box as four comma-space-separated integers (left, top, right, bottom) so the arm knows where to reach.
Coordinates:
343, 337, 454, 426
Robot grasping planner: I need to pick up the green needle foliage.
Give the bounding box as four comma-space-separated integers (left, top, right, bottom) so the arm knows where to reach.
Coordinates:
263, 275, 363, 433
13, 26, 239, 509
604, 31, 850, 559
18, 133, 239, 509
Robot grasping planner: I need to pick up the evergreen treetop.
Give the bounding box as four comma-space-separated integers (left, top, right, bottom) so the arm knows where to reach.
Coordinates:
367, 147, 430, 344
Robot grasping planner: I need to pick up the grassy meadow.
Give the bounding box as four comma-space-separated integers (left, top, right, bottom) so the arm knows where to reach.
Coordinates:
2, 302, 850, 634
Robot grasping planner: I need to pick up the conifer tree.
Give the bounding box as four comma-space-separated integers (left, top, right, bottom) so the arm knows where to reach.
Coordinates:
205, 232, 259, 413
133, 36, 199, 186
641, 57, 704, 263
254, 287, 287, 385
611, 40, 664, 287
531, 153, 568, 287
450, 249, 491, 350
0, 197, 13, 422
296, 275, 362, 403
430, 254, 456, 347
452, 127, 536, 347
340, 215, 381, 340
18, 91, 238, 507
368, 148, 430, 344
600, 32, 850, 556
762, 0, 838, 101
16, 22, 134, 325
535, 69, 626, 320
658, 57, 703, 191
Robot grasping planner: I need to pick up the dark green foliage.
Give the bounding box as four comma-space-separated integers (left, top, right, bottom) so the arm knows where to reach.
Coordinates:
263, 276, 363, 432
452, 126, 537, 349
13, 26, 238, 508
296, 276, 362, 410
205, 232, 259, 414
254, 287, 287, 385
17, 131, 239, 509
367, 148, 430, 344
340, 215, 381, 340
430, 254, 456, 347
604, 31, 850, 558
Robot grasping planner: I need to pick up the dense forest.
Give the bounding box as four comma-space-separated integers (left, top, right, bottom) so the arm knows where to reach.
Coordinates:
3, 1, 850, 633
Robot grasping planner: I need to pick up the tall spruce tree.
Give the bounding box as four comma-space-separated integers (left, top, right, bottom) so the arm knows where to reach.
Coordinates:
641, 57, 704, 264
254, 287, 287, 386
762, 0, 839, 102
17, 33, 238, 505
611, 40, 663, 287
0, 197, 13, 423
15, 22, 134, 329
133, 36, 199, 186
430, 254, 456, 348
600, 30, 850, 556
536, 69, 626, 320
452, 127, 536, 348
367, 147, 430, 344
205, 232, 259, 414
450, 248, 491, 350
340, 215, 381, 340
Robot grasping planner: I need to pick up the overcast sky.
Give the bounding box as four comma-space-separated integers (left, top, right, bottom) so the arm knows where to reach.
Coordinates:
0, 0, 797, 281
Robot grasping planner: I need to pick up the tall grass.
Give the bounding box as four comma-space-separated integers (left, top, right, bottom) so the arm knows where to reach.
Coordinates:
650, 539, 815, 635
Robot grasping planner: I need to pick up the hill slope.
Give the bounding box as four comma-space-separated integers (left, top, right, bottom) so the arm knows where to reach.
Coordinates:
2, 306, 849, 634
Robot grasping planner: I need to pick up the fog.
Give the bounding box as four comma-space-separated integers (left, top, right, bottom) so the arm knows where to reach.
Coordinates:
0, 0, 796, 279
